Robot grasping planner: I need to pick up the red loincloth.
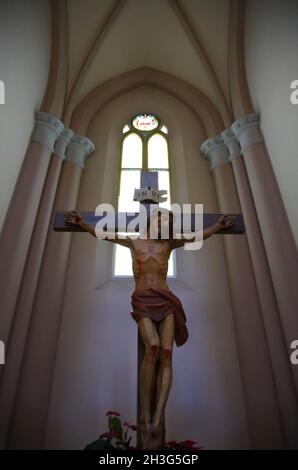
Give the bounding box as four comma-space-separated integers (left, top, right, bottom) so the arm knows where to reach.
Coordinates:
130, 288, 189, 347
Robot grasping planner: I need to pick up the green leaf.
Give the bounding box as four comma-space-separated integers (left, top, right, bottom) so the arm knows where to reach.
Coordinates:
84, 439, 114, 450
109, 416, 123, 441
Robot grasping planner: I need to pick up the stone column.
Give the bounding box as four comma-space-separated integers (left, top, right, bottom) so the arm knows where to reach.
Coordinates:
222, 129, 298, 449
8, 134, 95, 449
231, 113, 298, 393
0, 112, 64, 350
0, 128, 74, 449
201, 136, 285, 448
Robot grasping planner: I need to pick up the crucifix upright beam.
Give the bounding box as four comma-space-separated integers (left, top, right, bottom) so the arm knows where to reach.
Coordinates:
134, 171, 161, 449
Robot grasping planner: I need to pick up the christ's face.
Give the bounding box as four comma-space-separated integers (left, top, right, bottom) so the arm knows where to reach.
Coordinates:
149, 212, 173, 238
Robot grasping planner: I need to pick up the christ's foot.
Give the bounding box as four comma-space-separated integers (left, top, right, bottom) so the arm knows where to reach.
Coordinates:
140, 419, 152, 450
147, 423, 165, 450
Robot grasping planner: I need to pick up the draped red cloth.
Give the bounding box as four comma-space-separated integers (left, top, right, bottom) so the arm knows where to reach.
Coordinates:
130, 288, 189, 347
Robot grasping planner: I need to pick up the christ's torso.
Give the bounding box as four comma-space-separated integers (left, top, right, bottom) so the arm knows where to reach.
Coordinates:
130, 238, 172, 291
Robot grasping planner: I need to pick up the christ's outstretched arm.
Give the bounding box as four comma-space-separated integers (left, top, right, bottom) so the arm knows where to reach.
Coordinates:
171, 214, 236, 249
64, 211, 131, 247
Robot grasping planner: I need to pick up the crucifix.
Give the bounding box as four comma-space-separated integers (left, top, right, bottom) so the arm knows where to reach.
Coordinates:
54, 170, 244, 449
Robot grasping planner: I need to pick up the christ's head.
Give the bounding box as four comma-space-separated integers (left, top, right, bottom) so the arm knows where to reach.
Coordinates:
147, 208, 174, 239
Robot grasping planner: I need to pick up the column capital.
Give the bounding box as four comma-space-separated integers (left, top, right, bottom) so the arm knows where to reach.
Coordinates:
31, 112, 64, 152
221, 129, 241, 161
65, 133, 95, 168
231, 113, 264, 153
53, 128, 74, 160
200, 135, 230, 171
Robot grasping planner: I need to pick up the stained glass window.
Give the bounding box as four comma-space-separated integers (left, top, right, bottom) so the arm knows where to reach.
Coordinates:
132, 113, 159, 132
114, 114, 174, 277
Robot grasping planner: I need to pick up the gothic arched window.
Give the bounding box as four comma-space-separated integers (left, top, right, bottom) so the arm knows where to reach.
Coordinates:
113, 113, 175, 276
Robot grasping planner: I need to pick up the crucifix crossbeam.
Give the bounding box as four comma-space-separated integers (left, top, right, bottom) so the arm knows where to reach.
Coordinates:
53, 168, 245, 235
54, 211, 245, 234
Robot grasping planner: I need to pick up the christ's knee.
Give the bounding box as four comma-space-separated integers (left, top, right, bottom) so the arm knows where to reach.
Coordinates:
160, 346, 173, 367
145, 342, 160, 363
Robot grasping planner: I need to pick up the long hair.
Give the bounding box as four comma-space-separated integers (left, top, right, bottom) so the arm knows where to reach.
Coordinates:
146, 207, 175, 239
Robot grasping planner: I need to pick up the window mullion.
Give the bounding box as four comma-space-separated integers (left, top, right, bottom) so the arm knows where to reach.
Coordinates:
143, 135, 148, 170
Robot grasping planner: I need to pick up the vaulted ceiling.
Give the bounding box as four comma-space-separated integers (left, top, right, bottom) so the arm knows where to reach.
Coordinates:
67, 0, 231, 121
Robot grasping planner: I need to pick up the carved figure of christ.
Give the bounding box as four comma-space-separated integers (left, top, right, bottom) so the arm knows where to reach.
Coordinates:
59, 171, 242, 449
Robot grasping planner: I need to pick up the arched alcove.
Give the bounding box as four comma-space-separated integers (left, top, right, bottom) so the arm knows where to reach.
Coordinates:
44, 84, 248, 450
70, 67, 224, 137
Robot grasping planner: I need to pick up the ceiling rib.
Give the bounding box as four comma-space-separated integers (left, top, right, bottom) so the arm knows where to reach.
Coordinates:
228, 0, 254, 118
63, 0, 128, 125
169, 0, 231, 127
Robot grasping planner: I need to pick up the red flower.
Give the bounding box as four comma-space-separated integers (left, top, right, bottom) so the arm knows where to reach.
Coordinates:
180, 440, 198, 449
123, 422, 137, 431
184, 440, 197, 444
165, 439, 200, 450
106, 410, 120, 417
166, 440, 178, 446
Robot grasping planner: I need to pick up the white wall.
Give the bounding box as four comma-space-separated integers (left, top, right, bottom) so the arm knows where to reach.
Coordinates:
0, 0, 51, 231
245, 0, 298, 245
45, 87, 249, 449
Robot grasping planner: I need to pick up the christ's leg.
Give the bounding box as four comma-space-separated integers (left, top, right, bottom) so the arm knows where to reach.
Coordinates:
149, 313, 174, 449
138, 317, 160, 447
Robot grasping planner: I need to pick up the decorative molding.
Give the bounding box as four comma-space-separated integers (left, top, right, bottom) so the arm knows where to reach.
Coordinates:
221, 129, 241, 160
65, 133, 95, 168
231, 113, 264, 153
31, 111, 64, 152
200, 135, 230, 171
53, 128, 74, 160
201, 134, 223, 155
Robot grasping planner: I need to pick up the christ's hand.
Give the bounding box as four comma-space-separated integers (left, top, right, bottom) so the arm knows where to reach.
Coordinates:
198, 214, 236, 241
63, 211, 130, 243
64, 210, 83, 226
218, 214, 236, 229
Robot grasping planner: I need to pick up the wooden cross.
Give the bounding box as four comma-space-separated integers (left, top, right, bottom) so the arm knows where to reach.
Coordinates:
53, 172, 245, 235
53, 170, 244, 447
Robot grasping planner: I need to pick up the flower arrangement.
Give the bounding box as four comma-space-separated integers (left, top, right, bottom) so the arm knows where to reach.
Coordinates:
84, 411, 201, 451
84, 410, 137, 450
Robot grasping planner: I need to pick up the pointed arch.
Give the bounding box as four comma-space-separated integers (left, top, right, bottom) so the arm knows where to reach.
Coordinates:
70, 67, 225, 138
